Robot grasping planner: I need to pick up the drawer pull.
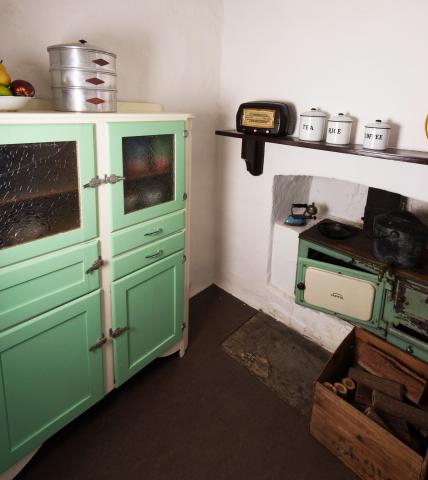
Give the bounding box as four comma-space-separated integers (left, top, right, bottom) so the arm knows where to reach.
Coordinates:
406, 345, 414, 354
144, 228, 163, 237
145, 249, 163, 259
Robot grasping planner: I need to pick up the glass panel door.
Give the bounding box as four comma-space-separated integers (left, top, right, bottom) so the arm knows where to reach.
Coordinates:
108, 121, 185, 231
0, 124, 96, 267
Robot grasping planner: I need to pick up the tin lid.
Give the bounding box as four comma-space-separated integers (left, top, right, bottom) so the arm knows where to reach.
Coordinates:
300, 107, 327, 118
47, 39, 116, 58
365, 119, 391, 130
328, 113, 353, 123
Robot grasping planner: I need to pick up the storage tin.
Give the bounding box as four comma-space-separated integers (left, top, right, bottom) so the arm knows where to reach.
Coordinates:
47, 40, 117, 112
47, 40, 116, 73
363, 119, 391, 150
326, 113, 353, 145
52, 87, 117, 113
299, 108, 327, 141
50, 68, 117, 90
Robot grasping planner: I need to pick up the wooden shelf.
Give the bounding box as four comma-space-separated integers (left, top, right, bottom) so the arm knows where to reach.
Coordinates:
215, 129, 428, 176
0, 188, 77, 207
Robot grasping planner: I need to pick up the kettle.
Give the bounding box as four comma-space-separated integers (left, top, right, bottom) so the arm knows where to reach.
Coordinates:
373, 211, 428, 269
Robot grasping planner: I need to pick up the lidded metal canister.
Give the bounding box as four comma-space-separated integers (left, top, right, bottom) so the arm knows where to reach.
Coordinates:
363, 119, 391, 150
299, 108, 327, 141
47, 40, 117, 112
326, 113, 353, 145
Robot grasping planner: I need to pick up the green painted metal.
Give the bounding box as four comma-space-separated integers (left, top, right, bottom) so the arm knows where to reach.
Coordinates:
295, 256, 386, 335
0, 123, 97, 268
107, 121, 185, 231
112, 231, 185, 280
0, 241, 100, 332
387, 326, 428, 363
111, 209, 185, 256
297, 239, 379, 275
0, 291, 104, 473
111, 250, 184, 386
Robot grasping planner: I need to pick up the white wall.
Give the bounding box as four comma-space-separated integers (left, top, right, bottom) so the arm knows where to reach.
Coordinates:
0, 0, 223, 296
216, 0, 428, 350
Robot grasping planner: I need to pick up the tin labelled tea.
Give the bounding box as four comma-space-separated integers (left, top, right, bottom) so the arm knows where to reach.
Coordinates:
299, 108, 327, 141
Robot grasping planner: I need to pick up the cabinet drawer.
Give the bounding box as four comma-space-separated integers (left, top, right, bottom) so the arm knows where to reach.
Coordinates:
111, 210, 185, 256
0, 241, 100, 332
0, 291, 104, 473
112, 232, 184, 280
387, 326, 428, 363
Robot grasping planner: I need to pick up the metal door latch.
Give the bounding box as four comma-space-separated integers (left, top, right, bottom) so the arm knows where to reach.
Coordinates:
89, 334, 107, 352
183, 192, 188, 200
84, 176, 103, 188
86, 257, 104, 274
183, 130, 189, 138
109, 326, 130, 338
181, 323, 186, 331
105, 174, 125, 184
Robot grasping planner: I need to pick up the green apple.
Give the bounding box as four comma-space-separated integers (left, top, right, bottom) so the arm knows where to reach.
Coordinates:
0, 84, 12, 96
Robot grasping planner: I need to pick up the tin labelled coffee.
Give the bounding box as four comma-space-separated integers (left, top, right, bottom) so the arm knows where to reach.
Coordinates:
326, 113, 353, 145
363, 120, 391, 150
299, 108, 327, 141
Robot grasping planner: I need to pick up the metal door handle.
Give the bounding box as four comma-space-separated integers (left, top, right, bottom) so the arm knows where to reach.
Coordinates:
89, 334, 107, 352
145, 249, 163, 259
86, 257, 104, 274
144, 228, 163, 237
109, 326, 129, 338
105, 174, 125, 184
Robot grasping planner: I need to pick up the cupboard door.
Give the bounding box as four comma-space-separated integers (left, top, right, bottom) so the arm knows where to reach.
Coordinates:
111, 251, 184, 386
0, 291, 104, 473
108, 121, 185, 231
0, 124, 97, 267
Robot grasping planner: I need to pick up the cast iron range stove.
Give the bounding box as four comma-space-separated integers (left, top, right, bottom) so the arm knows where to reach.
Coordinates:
294, 217, 428, 363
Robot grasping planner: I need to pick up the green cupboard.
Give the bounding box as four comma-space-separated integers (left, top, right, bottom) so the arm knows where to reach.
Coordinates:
0, 109, 190, 475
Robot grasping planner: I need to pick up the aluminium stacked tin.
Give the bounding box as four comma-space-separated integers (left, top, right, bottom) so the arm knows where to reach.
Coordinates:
47, 40, 117, 112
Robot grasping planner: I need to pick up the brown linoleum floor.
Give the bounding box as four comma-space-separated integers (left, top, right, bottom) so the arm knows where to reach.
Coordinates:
18, 285, 356, 480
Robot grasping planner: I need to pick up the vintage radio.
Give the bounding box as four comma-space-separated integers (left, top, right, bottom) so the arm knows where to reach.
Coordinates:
236, 101, 296, 136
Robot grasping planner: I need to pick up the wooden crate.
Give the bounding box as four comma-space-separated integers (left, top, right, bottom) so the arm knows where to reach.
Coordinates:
310, 327, 428, 480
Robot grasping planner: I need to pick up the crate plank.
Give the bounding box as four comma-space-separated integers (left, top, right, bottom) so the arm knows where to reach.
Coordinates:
311, 383, 422, 480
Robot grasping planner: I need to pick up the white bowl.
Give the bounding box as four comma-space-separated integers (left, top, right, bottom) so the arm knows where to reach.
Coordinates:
0, 96, 32, 111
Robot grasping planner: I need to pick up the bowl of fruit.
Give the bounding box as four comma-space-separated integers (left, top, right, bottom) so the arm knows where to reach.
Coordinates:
0, 60, 35, 111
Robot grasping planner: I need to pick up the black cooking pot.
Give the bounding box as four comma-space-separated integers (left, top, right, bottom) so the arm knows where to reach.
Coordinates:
373, 211, 428, 268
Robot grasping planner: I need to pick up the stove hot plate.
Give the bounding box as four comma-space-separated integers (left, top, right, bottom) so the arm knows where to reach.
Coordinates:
317, 219, 360, 240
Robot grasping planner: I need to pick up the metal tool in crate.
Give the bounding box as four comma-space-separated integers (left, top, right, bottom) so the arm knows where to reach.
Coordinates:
47, 39, 117, 112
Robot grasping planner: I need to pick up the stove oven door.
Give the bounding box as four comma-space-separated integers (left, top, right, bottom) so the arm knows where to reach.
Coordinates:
295, 258, 386, 336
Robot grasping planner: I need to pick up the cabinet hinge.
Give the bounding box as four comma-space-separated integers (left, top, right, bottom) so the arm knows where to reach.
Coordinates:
183, 130, 189, 138
86, 257, 104, 274
181, 323, 186, 331
89, 334, 107, 352
105, 173, 125, 184
182, 254, 187, 264
109, 326, 130, 338
183, 192, 188, 200
83, 176, 103, 189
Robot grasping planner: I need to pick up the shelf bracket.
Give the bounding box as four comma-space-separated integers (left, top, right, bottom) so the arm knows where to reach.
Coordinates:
241, 136, 265, 176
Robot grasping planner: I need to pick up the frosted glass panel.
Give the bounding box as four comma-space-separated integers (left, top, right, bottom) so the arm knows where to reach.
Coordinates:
0, 141, 80, 249
122, 135, 174, 214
